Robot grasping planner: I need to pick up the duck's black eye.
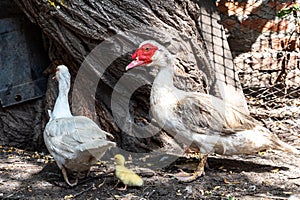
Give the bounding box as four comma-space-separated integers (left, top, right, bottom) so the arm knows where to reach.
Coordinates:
145, 47, 150, 51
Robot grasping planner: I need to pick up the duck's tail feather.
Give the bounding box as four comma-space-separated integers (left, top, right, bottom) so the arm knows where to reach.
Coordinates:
78, 140, 116, 160
270, 134, 300, 154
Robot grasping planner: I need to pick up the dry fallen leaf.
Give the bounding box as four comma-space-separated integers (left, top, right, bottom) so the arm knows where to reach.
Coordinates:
224, 179, 231, 184
283, 191, 292, 194
258, 150, 268, 156
205, 190, 212, 195
176, 189, 182, 196
224, 179, 240, 184
214, 186, 221, 190
64, 194, 74, 199
271, 168, 280, 173
219, 166, 227, 172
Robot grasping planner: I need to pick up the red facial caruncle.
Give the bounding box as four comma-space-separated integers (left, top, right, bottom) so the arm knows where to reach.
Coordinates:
126, 43, 158, 70
53, 67, 60, 80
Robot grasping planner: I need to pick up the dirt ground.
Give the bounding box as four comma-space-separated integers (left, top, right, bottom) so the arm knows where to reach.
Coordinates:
0, 145, 300, 200
1, 96, 300, 200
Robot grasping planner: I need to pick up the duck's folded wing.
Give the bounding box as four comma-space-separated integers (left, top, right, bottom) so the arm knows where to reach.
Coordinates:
174, 93, 257, 135
67, 116, 114, 139
46, 116, 113, 138
44, 117, 115, 160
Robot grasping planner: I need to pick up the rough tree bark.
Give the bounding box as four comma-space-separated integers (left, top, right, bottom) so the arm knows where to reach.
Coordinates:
0, 1, 47, 149
8, 0, 247, 153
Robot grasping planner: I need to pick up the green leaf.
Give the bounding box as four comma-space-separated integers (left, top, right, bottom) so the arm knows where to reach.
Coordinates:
293, 4, 300, 11
277, 8, 293, 18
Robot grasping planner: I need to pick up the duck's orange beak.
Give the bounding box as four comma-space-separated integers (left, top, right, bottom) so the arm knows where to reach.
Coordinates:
52, 67, 59, 80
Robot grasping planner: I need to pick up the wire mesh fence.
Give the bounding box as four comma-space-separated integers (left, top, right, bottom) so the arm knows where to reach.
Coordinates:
216, 0, 300, 145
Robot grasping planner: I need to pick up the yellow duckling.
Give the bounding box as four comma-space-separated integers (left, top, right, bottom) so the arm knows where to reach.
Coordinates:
114, 154, 143, 190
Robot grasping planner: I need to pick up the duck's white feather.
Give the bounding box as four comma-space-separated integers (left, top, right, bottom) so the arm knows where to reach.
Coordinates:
44, 65, 116, 173
139, 40, 299, 156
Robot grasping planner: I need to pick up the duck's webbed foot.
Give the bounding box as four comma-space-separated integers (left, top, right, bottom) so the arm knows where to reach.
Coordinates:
62, 166, 78, 187
117, 185, 127, 191
174, 155, 208, 182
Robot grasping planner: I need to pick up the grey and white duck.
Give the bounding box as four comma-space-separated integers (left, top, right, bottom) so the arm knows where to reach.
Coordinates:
44, 65, 116, 186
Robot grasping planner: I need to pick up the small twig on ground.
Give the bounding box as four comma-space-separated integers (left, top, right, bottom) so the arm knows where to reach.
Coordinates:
106, 189, 118, 200
142, 186, 150, 193
72, 183, 95, 198
288, 176, 300, 179
111, 180, 120, 190
98, 179, 106, 188
3, 188, 25, 199
255, 194, 289, 199
146, 189, 156, 200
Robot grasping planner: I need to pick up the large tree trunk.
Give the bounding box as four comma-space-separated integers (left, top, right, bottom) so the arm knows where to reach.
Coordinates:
8, 0, 247, 154
0, 1, 48, 149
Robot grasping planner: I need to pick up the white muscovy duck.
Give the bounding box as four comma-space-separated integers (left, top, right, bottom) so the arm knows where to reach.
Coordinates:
125, 40, 299, 182
44, 65, 116, 186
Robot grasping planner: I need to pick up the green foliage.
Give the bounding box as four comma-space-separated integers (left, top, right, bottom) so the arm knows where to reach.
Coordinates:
277, 4, 300, 18
228, 196, 235, 200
